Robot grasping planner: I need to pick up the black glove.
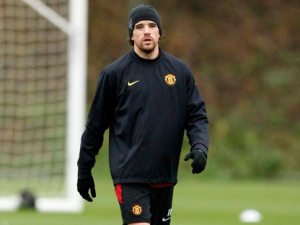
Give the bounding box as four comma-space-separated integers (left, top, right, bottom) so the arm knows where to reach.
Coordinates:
184, 149, 207, 174
77, 176, 96, 202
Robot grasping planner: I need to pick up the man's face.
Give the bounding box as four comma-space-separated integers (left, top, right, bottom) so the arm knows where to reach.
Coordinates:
131, 20, 160, 54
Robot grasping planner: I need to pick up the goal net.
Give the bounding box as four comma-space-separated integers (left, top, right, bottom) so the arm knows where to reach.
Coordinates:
0, 0, 87, 212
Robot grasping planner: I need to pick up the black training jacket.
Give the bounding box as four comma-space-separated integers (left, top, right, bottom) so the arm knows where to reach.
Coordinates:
78, 49, 209, 185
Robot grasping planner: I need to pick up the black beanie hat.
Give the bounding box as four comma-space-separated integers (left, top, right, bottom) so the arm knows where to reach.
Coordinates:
128, 3, 162, 38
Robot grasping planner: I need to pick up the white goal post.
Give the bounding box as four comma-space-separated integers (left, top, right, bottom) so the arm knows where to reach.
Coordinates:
0, 0, 88, 212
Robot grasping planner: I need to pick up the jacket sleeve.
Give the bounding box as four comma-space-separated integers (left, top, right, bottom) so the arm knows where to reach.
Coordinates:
185, 70, 210, 156
77, 70, 115, 178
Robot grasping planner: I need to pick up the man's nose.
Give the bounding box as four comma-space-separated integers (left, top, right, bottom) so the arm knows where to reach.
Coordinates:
144, 25, 150, 34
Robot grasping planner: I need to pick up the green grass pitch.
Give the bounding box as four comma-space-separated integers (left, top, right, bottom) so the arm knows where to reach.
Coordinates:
1, 175, 299, 225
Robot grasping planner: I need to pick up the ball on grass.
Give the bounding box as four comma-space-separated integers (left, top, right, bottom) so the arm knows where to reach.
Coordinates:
239, 209, 262, 223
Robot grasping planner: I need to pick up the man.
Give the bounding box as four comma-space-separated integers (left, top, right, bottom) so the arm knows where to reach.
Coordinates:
77, 3, 210, 225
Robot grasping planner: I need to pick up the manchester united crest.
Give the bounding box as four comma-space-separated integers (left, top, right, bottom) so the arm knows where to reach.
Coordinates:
165, 74, 176, 86
132, 205, 142, 215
